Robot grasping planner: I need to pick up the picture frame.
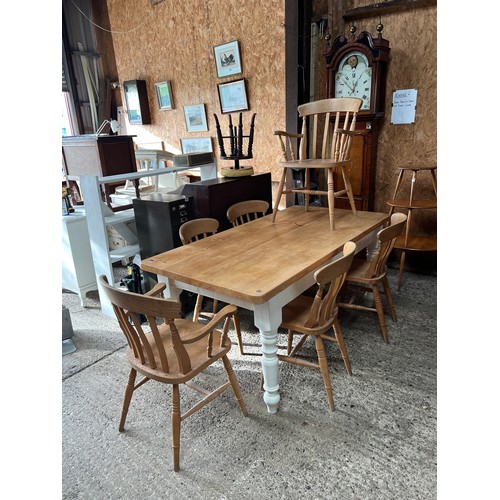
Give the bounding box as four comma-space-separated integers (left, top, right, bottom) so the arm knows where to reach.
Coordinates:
180, 137, 213, 154
214, 40, 242, 78
154, 80, 174, 110
217, 78, 249, 114
183, 104, 208, 132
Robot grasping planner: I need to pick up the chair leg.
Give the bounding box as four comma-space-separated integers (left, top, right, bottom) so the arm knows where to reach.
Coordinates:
332, 318, 352, 375
232, 309, 244, 355
171, 384, 181, 472
287, 329, 294, 355
327, 168, 335, 230
289, 333, 308, 357
315, 336, 334, 411
119, 368, 137, 432
222, 355, 248, 416
381, 276, 397, 322
372, 284, 389, 343
304, 169, 311, 211
272, 169, 287, 222
193, 294, 204, 322
341, 166, 357, 216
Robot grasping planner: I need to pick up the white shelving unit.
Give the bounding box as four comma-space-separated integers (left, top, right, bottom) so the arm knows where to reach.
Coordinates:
62, 207, 98, 306
79, 163, 217, 317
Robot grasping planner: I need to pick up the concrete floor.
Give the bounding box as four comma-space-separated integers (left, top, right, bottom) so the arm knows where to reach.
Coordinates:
62, 267, 436, 499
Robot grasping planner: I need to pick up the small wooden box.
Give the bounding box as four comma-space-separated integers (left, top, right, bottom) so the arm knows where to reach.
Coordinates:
62, 135, 137, 179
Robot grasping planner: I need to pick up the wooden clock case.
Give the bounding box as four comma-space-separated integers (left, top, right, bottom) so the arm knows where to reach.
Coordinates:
324, 28, 390, 211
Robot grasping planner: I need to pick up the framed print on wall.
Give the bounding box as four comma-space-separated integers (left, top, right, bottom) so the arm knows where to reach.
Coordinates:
183, 104, 208, 132
217, 78, 249, 114
154, 80, 174, 110
180, 137, 213, 154
123, 80, 151, 125
214, 40, 242, 78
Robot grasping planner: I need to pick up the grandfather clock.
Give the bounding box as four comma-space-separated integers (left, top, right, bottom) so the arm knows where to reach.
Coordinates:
324, 24, 390, 211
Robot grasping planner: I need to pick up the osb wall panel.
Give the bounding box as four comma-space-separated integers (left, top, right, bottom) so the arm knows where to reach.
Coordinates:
336, 2, 437, 234
106, 0, 285, 177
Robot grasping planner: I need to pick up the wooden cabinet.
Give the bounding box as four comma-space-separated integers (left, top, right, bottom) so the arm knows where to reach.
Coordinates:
331, 121, 378, 211
181, 173, 272, 231
324, 29, 390, 212
62, 134, 137, 179
386, 165, 437, 291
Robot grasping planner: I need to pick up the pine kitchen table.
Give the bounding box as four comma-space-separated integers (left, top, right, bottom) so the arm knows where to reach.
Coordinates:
141, 206, 389, 413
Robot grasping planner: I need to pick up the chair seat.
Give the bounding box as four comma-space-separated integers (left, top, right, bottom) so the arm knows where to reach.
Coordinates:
127, 319, 231, 384
345, 258, 371, 280
282, 295, 331, 335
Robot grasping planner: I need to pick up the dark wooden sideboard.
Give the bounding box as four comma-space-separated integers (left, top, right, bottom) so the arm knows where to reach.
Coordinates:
181, 173, 272, 231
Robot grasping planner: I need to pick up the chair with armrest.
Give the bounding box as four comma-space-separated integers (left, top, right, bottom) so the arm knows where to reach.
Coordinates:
272, 97, 362, 230
226, 199, 270, 227
98, 274, 248, 472
338, 212, 407, 343
275, 241, 356, 411
179, 218, 244, 355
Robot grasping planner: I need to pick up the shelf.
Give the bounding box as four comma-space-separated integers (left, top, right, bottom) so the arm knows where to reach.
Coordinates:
386, 165, 437, 291
109, 243, 141, 263
386, 199, 437, 210
104, 208, 136, 226
394, 234, 437, 252
78, 167, 218, 318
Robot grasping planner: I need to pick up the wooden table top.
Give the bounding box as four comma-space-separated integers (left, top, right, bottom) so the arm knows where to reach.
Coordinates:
141, 206, 389, 305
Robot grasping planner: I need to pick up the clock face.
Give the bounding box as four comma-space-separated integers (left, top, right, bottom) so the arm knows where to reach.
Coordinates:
334, 51, 372, 111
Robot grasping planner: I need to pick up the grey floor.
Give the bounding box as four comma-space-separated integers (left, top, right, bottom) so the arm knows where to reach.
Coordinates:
62, 265, 437, 500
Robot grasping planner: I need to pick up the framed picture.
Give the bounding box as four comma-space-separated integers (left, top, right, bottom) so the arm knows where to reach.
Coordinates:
154, 80, 174, 110
214, 40, 242, 78
180, 137, 213, 154
217, 78, 249, 114
183, 104, 208, 132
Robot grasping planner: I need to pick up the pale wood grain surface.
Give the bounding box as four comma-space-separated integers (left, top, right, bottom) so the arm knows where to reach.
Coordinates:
141, 207, 389, 305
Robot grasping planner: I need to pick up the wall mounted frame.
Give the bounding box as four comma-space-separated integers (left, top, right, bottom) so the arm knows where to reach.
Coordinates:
183, 104, 208, 132
214, 40, 242, 78
123, 80, 151, 125
154, 80, 174, 110
217, 78, 249, 114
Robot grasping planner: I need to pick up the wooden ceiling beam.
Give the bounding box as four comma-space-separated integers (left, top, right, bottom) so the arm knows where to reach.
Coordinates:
343, 0, 436, 21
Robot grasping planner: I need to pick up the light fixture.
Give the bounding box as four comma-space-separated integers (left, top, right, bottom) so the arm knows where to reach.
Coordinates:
96, 119, 120, 135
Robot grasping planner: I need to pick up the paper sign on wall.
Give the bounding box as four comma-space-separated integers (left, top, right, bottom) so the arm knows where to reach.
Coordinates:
391, 89, 418, 124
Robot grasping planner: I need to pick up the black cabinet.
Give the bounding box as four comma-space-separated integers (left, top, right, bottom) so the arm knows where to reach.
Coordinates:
133, 193, 194, 259
181, 173, 272, 231
133, 193, 194, 296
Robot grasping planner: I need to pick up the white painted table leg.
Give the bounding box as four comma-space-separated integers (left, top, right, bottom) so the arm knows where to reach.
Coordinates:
254, 300, 282, 414
156, 275, 182, 300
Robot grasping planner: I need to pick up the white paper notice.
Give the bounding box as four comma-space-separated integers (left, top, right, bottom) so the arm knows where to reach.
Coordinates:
391, 89, 418, 124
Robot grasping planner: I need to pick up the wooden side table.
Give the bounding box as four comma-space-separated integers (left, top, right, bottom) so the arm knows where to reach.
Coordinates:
386, 165, 437, 291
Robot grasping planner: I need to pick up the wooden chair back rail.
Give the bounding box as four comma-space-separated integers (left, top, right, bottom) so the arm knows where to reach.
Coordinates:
272, 97, 362, 230
276, 241, 357, 411
306, 241, 357, 328
364, 213, 407, 279
98, 274, 247, 472
178, 218, 245, 356
227, 199, 270, 227
101, 275, 236, 375
179, 218, 219, 245
274, 131, 302, 162
338, 212, 407, 344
